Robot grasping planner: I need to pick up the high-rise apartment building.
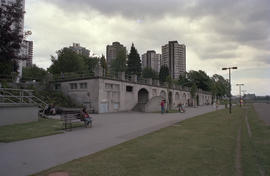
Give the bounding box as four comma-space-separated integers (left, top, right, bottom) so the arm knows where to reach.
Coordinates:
106, 42, 126, 66
69, 43, 90, 57
142, 50, 161, 73
21, 40, 33, 67
161, 41, 186, 79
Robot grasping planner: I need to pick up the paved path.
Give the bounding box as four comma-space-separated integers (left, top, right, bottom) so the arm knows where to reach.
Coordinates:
253, 103, 270, 125
0, 105, 222, 176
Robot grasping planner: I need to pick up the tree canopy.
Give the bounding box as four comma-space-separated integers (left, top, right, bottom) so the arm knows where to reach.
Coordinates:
211, 74, 230, 98
22, 64, 48, 81
0, 0, 24, 74
100, 54, 108, 75
47, 48, 99, 75
142, 67, 158, 79
178, 70, 212, 91
177, 70, 229, 99
159, 65, 170, 83
127, 43, 142, 76
48, 48, 86, 74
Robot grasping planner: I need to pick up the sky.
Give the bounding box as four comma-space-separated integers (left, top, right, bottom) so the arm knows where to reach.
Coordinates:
24, 0, 270, 96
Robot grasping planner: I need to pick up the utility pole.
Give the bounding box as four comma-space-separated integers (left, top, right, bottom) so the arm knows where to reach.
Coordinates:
222, 67, 237, 114
236, 84, 244, 107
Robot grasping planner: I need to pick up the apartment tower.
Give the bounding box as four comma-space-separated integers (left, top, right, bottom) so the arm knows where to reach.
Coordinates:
141, 50, 161, 73
106, 42, 126, 66
69, 43, 90, 57
161, 41, 186, 79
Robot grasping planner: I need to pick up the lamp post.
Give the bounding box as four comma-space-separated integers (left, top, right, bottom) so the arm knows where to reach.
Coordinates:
236, 83, 244, 107
222, 67, 237, 114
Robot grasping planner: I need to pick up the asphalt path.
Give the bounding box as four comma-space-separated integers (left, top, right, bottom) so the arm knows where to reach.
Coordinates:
253, 103, 270, 125
0, 105, 222, 176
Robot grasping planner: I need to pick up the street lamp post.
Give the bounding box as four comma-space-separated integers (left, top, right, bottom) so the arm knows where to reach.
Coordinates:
236, 83, 244, 107
222, 67, 237, 114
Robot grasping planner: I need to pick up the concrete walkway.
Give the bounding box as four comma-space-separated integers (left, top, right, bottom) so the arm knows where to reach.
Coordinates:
0, 105, 223, 176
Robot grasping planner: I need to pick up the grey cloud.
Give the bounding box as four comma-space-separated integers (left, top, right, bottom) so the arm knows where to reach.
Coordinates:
257, 54, 270, 64
45, 0, 270, 60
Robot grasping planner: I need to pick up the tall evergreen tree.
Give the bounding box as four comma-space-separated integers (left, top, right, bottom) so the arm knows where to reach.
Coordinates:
100, 54, 108, 75
127, 43, 141, 76
159, 65, 169, 83
0, 0, 24, 74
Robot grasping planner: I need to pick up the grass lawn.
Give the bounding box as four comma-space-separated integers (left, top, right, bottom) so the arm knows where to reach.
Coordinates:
242, 105, 270, 175
0, 118, 64, 142
33, 105, 269, 176
0, 118, 85, 142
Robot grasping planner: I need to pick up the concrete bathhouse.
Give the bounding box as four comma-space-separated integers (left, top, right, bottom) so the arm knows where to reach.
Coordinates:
54, 75, 212, 113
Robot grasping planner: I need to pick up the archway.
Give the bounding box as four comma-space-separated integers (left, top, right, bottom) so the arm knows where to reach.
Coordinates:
175, 92, 180, 102
183, 93, 187, 105
160, 90, 166, 99
138, 88, 149, 104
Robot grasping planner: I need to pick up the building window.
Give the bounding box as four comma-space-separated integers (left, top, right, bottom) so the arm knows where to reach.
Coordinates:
70, 83, 77, 89
80, 82, 87, 89
105, 83, 113, 90
126, 86, 133, 92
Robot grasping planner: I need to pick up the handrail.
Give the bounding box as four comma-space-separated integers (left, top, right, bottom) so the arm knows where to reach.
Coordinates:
0, 88, 48, 108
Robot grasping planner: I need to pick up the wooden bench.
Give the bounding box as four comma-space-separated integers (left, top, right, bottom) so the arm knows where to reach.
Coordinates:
60, 109, 92, 131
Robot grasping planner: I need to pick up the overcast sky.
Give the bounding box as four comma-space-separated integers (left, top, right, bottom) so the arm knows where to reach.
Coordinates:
24, 0, 270, 96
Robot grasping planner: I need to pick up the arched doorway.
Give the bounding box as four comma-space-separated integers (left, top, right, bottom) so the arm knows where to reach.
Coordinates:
183, 93, 187, 106
175, 92, 180, 102
138, 88, 149, 104
160, 90, 166, 99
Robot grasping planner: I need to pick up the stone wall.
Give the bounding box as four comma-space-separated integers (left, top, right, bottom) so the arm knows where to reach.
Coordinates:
0, 104, 39, 126
60, 79, 100, 113
57, 77, 212, 113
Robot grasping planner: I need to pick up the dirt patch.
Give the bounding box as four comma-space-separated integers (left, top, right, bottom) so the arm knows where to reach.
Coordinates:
253, 103, 270, 125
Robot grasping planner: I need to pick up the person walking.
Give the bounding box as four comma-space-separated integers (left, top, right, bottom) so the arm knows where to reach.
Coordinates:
160, 100, 165, 114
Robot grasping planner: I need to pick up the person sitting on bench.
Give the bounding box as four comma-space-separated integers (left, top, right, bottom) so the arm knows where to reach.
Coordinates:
81, 108, 92, 127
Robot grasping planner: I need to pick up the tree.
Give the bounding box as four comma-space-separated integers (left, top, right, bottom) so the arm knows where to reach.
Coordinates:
100, 54, 108, 76
22, 65, 48, 81
178, 72, 190, 86
110, 48, 127, 75
0, 0, 24, 74
190, 83, 198, 107
211, 74, 230, 99
159, 65, 169, 83
142, 67, 158, 79
187, 70, 212, 91
48, 48, 87, 74
83, 56, 99, 74
127, 43, 141, 76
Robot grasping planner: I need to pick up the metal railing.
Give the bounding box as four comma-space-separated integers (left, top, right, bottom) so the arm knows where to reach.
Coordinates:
0, 88, 47, 108
50, 72, 211, 95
